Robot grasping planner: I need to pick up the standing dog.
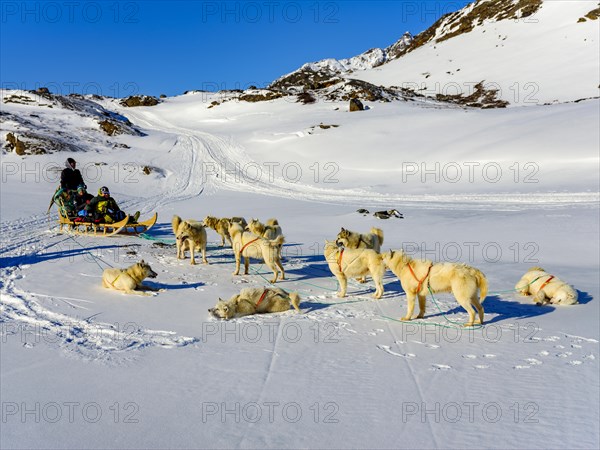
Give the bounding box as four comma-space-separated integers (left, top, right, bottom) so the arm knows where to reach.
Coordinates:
208, 287, 301, 319
203, 215, 232, 247
102, 260, 160, 296
172, 215, 208, 265
324, 240, 385, 299
383, 250, 487, 326
247, 218, 283, 240
229, 222, 285, 283
516, 267, 578, 305
336, 227, 384, 252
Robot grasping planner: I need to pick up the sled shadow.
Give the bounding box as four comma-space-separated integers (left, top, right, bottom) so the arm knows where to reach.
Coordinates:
0, 244, 125, 269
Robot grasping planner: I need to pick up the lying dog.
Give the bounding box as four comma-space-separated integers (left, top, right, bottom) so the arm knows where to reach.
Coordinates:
324, 240, 385, 299
373, 209, 403, 219
247, 218, 283, 240
229, 222, 285, 283
383, 250, 488, 326
203, 215, 232, 247
208, 287, 301, 319
102, 260, 160, 296
172, 215, 208, 265
516, 267, 578, 305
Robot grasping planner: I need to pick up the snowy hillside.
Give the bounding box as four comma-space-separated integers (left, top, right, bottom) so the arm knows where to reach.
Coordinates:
353, 0, 600, 105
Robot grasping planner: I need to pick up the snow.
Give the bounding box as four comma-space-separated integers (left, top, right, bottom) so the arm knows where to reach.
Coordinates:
1, 1, 599, 448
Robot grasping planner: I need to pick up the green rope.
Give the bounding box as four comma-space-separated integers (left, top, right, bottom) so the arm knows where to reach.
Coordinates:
139, 233, 176, 245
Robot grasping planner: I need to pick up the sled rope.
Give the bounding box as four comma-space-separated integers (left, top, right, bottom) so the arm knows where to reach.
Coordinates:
139, 233, 176, 245
65, 234, 115, 271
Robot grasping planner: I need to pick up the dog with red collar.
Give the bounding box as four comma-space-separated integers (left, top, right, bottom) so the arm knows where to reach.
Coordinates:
209, 287, 301, 319
516, 267, 578, 305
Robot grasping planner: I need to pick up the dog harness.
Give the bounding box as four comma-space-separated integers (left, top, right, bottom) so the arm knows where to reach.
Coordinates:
240, 237, 260, 253
337, 248, 345, 272
108, 272, 122, 288
407, 263, 433, 293
538, 275, 555, 291
255, 289, 269, 308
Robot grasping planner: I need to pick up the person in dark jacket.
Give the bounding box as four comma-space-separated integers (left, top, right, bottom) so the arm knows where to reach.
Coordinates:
85, 186, 140, 223
60, 158, 85, 192
74, 184, 94, 215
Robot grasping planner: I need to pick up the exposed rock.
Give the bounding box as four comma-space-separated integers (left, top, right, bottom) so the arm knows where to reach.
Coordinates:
120, 95, 160, 107
435, 81, 508, 108
356, 208, 370, 215
297, 92, 316, 104
349, 98, 364, 112
6, 133, 26, 155
238, 90, 285, 103
580, 5, 600, 22
160, 94, 167, 98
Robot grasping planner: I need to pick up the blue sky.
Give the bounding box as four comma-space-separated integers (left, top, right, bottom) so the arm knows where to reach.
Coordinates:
1, 1, 471, 97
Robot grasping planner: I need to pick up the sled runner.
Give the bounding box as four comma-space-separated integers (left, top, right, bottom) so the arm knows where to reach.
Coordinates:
57, 212, 158, 237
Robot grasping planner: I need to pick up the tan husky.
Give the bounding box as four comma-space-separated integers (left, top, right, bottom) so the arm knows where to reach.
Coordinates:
172, 215, 208, 265
515, 267, 578, 305
383, 250, 487, 326
102, 260, 161, 296
208, 287, 301, 319
229, 222, 285, 283
247, 218, 283, 240
203, 215, 232, 247
324, 240, 385, 299
336, 227, 384, 252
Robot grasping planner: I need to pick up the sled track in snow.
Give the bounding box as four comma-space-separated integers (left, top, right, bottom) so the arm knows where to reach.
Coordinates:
121, 108, 600, 210
0, 266, 198, 360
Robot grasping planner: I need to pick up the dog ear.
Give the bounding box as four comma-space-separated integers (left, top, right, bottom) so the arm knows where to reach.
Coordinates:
140, 259, 145, 264
389, 250, 394, 258
223, 305, 229, 312
340, 227, 345, 232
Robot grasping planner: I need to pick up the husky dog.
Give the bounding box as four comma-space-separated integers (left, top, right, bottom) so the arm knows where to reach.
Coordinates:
324, 240, 385, 299
247, 218, 283, 240
383, 250, 488, 327
172, 215, 208, 265
229, 222, 285, 283
203, 215, 232, 247
208, 287, 301, 319
230, 216, 248, 229
515, 267, 578, 305
336, 227, 384, 252
102, 260, 160, 296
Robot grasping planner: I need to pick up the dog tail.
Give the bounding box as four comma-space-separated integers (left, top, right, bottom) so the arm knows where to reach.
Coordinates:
172, 215, 182, 234
269, 235, 285, 247
289, 292, 301, 312
475, 269, 488, 303
371, 227, 384, 247
528, 266, 545, 272
266, 218, 279, 226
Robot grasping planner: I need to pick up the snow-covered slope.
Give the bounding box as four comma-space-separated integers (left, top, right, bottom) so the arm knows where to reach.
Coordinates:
353, 0, 600, 105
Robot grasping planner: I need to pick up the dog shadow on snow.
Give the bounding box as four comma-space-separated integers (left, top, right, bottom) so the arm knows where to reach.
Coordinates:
381, 278, 568, 324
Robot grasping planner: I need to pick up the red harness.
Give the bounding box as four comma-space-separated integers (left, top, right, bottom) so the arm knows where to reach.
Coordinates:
407, 263, 433, 293
240, 237, 260, 254
538, 275, 555, 291
256, 289, 268, 308
337, 248, 345, 272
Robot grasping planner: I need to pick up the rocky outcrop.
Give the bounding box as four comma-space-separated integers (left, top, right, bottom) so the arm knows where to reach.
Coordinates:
435, 81, 509, 108
349, 99, 364, 112
120, 95, 160, 107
